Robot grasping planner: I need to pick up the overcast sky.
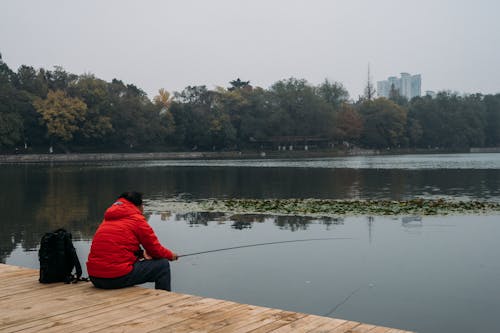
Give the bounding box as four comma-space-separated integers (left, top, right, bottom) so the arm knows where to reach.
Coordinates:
1, 0, 499, 100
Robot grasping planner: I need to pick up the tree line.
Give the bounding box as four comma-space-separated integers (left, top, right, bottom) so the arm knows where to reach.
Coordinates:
1, 54, 500, 153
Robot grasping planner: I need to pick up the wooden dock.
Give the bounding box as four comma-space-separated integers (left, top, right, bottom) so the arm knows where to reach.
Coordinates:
0, 264, 412, 332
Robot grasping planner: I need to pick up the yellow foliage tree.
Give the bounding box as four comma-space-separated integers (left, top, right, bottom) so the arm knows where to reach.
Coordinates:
153, 88, 172, 110
33, 90, 87, 142
153, 88, 175, 135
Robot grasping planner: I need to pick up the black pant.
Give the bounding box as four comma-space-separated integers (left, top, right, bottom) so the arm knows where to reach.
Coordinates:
90, 258, 171, 291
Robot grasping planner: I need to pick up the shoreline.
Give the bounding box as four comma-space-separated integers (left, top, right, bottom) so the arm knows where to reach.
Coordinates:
0, 147, 490, 164
0, 149, 378, 163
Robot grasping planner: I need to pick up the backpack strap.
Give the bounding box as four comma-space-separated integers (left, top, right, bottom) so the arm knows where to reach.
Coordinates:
62, 230, 89, 284
65, 250, 89, 283
70, 246, 83, 280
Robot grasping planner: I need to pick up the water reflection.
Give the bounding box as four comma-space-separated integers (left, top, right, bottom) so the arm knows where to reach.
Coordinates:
98, 153, 500, 170
174, 212, 227, 226
173, 212, 344, 231
2, 157, 500, 333
1, 160, 500, 261
3, 209, 500, 333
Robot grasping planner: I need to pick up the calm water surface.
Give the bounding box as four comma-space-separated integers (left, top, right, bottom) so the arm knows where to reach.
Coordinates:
2, 153, 500, 333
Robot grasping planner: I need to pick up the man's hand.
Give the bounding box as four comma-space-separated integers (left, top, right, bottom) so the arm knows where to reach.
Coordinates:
170, 253, 178, 261
143, 250, 152, 260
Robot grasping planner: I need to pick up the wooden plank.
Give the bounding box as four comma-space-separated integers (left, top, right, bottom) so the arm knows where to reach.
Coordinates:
212, 308, 285, 333
0, 275, 41, 287
0, 281, 91, 300
0, 263, 32, 273
148, 303, 251, 333
351, 323, 378, 332
45, 293, 217, 333
318, 320, 362, 333
0, 268, 38, 278
17, 292, 193, 333
144, 301, 246, 332
33, 292, 188, 332
0, 285, 155, 329
0, 272, 40, 286
1, 288, 167, 333
201, 304, 273, 332
239, 311, 308, 333
92, 297, 229, 333
71, 296, 227, 333
268, 314, 346, 333
366, 327, 393, 333
0, 265, 414, 333
3, 289, 187, 331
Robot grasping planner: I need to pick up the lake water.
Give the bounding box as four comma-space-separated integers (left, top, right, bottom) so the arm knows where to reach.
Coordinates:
2, 153, 500, 332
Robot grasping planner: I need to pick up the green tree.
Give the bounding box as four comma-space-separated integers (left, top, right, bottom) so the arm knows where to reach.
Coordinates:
0, 111, 23, 148
228, 78, 251, 91
171, 85, 236, 150
359, 98, 407, 148
459, 94, 486, 147
0, 55, 24, 148
69, 74, 113, 143
46, 66, 78, 91
408, 95, 442, 148
213, 86, 253, 148
316, 79, 349, 108
14, 65, 48, 98
106, 81, 167, 148
484, 94, 500, 146
234, 87, 273, 146
409, 92, 486, 148
269, 78, 333, 138
406, 117, 423, 147
171, 86, 212, 149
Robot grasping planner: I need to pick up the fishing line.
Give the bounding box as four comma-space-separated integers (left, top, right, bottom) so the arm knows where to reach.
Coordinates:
324, 282, 375, 317
324, 286, 363, 317
178, 237, 352, 258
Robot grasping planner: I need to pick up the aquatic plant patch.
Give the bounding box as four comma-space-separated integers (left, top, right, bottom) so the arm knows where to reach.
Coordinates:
200, 198, 500, 216
144, 198, 500, 217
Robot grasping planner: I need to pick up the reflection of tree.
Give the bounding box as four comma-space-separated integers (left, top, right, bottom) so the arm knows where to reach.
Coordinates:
231, 221, 252, 230
160, 212, 171, 221
172, 212, 343, 231
36, 170, 90, 231
0, 233, 21, 263
229, 214, 267, 223
273, 215, 343, 231
0, 164, 107, 261
229, 214, 266, 230
175, 212, 227, 226
0, 165, 27, 262
319, 217, 344, 230
274, 215, 313, 231
4, 162, 500, 263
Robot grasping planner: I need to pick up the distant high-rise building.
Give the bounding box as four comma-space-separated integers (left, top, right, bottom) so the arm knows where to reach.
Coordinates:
377, 73, 421, 100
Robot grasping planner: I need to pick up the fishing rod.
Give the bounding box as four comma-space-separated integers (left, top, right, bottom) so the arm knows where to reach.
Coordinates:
178, 237, 352, 258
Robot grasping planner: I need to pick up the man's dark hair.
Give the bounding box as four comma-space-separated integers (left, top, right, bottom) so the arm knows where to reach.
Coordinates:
118, 191, 143, 206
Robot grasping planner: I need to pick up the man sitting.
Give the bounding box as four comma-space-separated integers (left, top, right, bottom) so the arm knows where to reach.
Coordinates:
87, 191, 178, 291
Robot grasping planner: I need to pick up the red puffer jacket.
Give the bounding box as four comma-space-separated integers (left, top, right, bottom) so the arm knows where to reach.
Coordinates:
86, 198, 174, 278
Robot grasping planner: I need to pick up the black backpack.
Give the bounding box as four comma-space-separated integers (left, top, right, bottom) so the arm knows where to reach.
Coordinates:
38, 228, 85, 283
